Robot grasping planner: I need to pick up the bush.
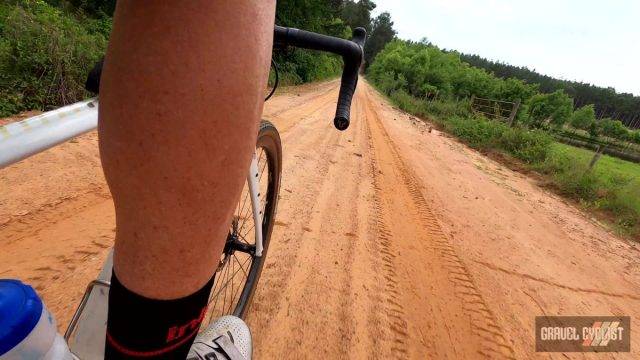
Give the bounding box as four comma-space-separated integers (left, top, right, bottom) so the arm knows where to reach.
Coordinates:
0, 1, 108, 116
423, 98, 470, 118
499, 128, 552, 163
599, 118, 629, 141
555, 169, 600, 201
386, 87, 551, 162
445, 115, 508, 149
386, 88, 471, 121
443, 116, 552, 162
600, 184, 640, 228
376, 71, 407, 95
389, 89, 422, 115
272, 51, 343, 86
367, 39, 537, 102
570, 104, 595, 131
527, 90, 573, 128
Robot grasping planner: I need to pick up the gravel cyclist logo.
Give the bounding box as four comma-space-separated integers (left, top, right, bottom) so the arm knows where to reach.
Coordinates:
536, 316, 630, 352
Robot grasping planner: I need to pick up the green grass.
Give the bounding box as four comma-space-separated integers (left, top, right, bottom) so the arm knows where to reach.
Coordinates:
373, 82, 640, 238
538, 143, 640, 232
551, 143, 640, 181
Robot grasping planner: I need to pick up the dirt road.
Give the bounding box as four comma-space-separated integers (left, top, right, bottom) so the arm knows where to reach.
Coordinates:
2, 80, 639, 359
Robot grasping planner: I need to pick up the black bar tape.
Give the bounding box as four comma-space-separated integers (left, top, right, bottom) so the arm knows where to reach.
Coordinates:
105, 271, 215, 359
85, 58, 103, 94
274, 26, 366, 130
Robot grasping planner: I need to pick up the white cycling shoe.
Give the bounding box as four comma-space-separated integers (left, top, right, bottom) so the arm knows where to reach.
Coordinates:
187, 315, 252, 360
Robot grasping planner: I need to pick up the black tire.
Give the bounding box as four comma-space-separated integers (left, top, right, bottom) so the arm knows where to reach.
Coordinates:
204, 120, 282, 323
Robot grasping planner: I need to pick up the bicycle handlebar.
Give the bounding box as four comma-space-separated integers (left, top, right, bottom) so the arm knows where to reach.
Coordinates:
274, 26, 366, 130
85, 26, 366, 130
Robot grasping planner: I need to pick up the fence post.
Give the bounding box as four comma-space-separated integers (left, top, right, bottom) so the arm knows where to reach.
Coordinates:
470, 94, 476, 114
587, 144, 606, 171
508, 99, 521, 127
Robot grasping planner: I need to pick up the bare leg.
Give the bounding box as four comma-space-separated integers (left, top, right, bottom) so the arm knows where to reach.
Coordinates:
100, 1, 274, 299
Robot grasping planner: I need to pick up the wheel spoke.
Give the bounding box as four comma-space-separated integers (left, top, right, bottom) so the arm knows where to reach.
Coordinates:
227, 253, 235, 314
228, 254, 249, 314
241, 222, 256, 241
210, 255, 228, 314
233, 253, 250, 279
236, 188, 251, 232
258, 154, 268, 183
209, 256, 252, 304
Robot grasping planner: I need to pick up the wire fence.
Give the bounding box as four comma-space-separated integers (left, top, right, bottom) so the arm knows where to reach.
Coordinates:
470, 95, 520, 126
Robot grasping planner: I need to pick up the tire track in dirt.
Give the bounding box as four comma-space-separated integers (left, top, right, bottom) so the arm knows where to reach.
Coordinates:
264, 79, 338, 119
2, 186, 110, 244
264, 81, 339, 134
0, 193, 115, 329
356, 97, 410, 359
249, 88, 399, 358
248, 98, 358, 357
362, 85, 515, 359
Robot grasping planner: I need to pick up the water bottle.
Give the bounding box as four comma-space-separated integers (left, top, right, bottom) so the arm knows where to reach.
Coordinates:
0, 279, 73, 360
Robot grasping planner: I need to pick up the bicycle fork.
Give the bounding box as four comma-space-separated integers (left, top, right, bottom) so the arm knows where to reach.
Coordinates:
247, 152, 264, 257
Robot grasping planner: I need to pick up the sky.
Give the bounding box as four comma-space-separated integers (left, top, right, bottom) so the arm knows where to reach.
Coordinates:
373, 0, 640, 96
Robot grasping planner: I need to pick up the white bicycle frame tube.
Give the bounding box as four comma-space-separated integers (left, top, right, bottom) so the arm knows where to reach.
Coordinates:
247, 153, 264, 257
0, 99, 99, 167
0, 99, 265, 254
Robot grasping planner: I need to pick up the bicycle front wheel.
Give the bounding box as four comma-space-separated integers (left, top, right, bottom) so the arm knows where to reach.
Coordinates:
204, 120, 282, 323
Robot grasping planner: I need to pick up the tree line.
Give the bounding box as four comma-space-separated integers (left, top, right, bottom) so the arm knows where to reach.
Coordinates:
367, 40, 640, 145
459, 53, 640, 129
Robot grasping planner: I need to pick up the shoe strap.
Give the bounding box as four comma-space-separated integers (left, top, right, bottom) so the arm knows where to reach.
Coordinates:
214, 335, 246, 360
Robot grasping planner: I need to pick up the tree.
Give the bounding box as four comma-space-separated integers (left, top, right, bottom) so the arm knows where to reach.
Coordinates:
273, 0, 350, 83
368, 39, 537, 103
45, 0, 115, 18
497, 77, 538, 104
364, 11, 396, 67
341, 0, 376, 33
276, 0, 347, 35
600, 118, 629, 141
527, 90, 573, 128
570, 104, 596, 130
588, 121, 599, 138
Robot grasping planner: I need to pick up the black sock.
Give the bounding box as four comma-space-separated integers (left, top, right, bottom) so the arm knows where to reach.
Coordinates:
105, 271, 214, 359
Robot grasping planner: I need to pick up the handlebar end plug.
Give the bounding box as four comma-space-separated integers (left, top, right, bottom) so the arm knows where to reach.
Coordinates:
334, 116, 350, 131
